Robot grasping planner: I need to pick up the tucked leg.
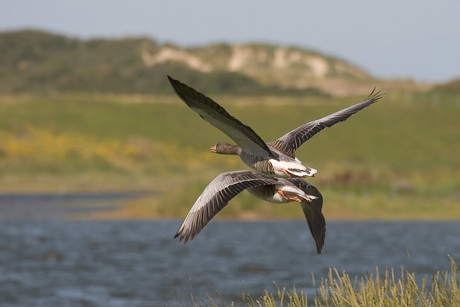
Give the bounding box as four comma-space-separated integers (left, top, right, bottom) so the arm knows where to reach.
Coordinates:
277, 190, 302, 202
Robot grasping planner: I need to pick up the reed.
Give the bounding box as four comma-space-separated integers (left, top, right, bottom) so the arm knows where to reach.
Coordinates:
195, 256, 459, 306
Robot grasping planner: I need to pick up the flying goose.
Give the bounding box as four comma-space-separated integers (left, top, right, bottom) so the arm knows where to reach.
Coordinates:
168, 76, 383, 178
174, 170, 326, 253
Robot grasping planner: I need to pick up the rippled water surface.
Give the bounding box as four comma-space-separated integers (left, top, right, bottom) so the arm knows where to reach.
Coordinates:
0, 198, 459, 306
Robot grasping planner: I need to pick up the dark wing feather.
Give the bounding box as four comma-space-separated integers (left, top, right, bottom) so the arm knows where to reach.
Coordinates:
174, 171, 279, 243
168, 76, 274, 158
269, 89, 384, 158
294, 180, 326, 254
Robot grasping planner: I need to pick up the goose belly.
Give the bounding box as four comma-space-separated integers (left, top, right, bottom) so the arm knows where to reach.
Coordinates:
247, 185, 289, 203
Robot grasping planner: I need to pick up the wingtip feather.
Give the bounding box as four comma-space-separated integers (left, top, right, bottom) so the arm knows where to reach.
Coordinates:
366, 88, 385, 102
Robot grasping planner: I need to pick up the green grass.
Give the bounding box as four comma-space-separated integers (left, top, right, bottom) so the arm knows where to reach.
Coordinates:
0, 90, 459, 219
191, 256, 459, 306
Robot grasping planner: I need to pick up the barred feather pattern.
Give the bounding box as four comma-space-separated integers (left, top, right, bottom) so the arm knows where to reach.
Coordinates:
175, 170, 327, 253
168, 76, 274, 158
269, 89, 384, 158
174, 171, 282, 243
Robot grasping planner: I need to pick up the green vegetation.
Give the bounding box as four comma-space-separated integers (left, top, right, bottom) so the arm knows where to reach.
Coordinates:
195, 256, 459, 306
0, 89, 458, 220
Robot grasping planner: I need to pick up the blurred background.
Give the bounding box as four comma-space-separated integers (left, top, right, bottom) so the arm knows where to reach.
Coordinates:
0, 1, 459, 306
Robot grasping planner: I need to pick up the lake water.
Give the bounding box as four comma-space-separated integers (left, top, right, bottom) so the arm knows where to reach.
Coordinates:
0, 196, 459, 306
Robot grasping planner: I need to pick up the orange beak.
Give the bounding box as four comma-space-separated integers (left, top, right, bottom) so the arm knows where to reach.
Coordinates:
210, 145, 217, 153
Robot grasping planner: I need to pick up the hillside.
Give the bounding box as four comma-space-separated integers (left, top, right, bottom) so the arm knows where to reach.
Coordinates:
0, 29, 381, 96
435, 78, 460, 92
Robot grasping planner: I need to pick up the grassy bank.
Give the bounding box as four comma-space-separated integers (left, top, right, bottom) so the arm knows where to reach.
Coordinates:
0, 91, 459, 219
197, 256, 459, 306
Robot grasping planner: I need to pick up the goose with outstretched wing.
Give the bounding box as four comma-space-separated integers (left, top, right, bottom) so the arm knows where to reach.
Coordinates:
174, 170, 326, 254
168, 76, 383, 178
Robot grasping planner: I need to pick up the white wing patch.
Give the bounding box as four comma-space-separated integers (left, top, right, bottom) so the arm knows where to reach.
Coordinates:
269, 159, 317, 177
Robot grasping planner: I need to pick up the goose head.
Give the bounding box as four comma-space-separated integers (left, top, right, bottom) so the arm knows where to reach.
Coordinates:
210, 142, 242, 155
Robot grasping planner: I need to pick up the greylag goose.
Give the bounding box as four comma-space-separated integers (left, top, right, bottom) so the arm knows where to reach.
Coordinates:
174, 170, 326, 253
168, 76, 383, 178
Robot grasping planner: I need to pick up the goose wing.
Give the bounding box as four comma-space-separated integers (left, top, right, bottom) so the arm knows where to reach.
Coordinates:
168, 76, 274, 158
175, 171, 279, 243
291, 179, 326, 254
269, 89, 384, 158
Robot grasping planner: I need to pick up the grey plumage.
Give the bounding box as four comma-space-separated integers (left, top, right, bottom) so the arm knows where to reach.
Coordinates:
268, 88, 383, 158
174, 171, 326, 253
168, 76, 382, 178
168, 76, 273, 159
